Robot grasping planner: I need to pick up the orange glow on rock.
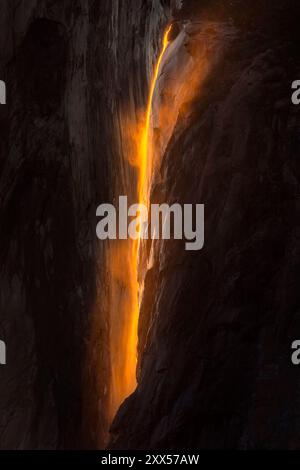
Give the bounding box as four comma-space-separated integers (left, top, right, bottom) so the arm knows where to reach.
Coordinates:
138, 24, 172, 206
108, 25, 172, 422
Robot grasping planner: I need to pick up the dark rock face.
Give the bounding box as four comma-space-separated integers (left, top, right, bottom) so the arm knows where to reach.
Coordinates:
110, 2, 300, 450
18, 18, 67, 114
0, 0, 115, 449
0, 0, 170, 450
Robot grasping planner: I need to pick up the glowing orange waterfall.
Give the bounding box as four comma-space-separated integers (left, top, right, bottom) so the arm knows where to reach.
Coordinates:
138, 24, 172, 206
108, 25, 172, 422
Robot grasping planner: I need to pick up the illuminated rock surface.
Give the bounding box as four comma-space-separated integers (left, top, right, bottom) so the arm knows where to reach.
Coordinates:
110, 1, 300, 450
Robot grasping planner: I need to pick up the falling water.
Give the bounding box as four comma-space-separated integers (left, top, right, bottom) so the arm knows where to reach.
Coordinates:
108, 25, 172, 422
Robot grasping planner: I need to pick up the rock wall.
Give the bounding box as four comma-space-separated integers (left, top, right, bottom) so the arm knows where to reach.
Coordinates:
0, 0, 105, 449
110, 1, 300, 450
0, 0, 173, 450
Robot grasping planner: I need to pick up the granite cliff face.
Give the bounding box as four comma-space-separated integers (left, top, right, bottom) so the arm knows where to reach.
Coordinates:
110, 1, 300, 450
0, 0, 109, 449
0, 0, 172, 450
0, 0, 300, 450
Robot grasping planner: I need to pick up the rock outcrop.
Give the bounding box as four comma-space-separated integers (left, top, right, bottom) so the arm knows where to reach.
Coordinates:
110, 0, 300, 450
0, 0, 171, 450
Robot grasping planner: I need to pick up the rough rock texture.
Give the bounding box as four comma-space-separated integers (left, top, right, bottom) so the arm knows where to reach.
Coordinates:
0, 0, 172, 450
110, 1, 300, 450
0, 0, 110, 449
